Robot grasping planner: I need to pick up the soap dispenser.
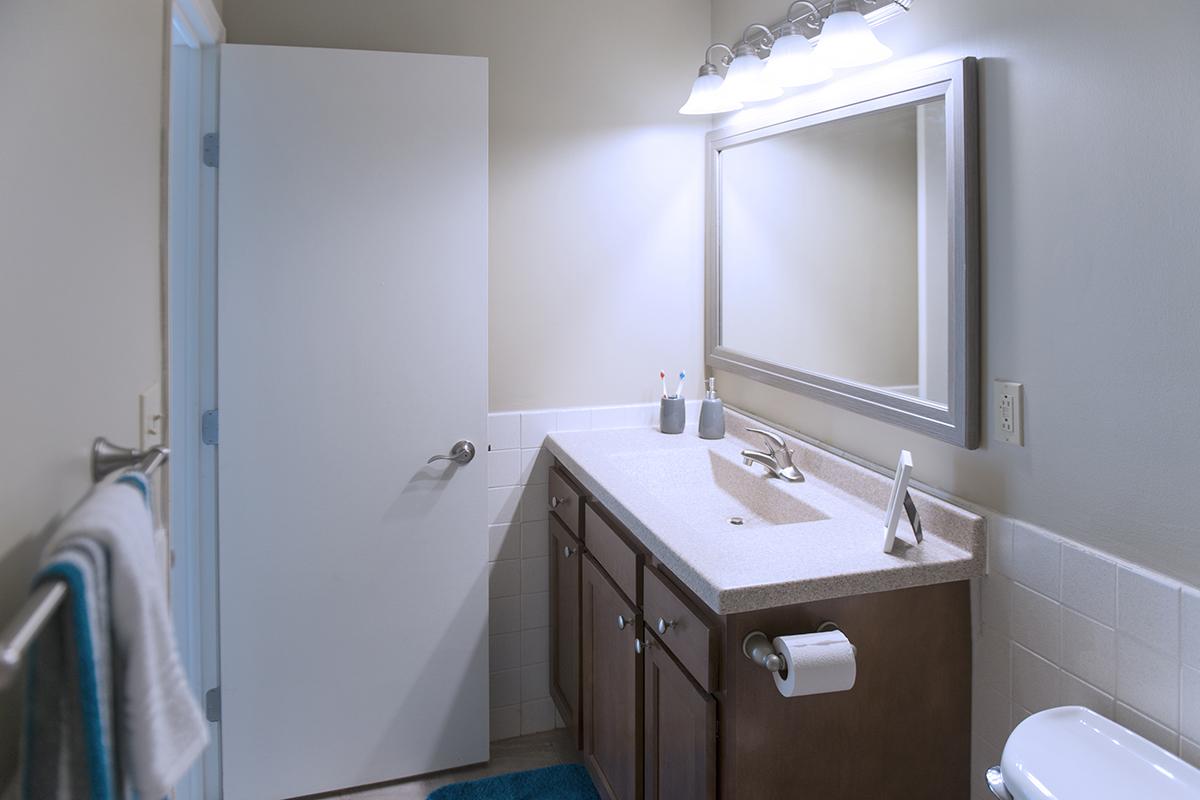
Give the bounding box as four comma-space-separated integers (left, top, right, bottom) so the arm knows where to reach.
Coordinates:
699, 377, 725, 440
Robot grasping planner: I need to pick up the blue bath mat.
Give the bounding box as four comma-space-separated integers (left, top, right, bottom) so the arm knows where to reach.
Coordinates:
428, 763, 599, 800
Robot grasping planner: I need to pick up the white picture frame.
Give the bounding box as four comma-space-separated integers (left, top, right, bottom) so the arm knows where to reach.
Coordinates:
883, 450, 914, 553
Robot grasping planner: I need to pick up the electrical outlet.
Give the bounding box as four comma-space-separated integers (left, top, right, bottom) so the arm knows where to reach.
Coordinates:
994, 380, 1023, 445
139, 382, 164, 450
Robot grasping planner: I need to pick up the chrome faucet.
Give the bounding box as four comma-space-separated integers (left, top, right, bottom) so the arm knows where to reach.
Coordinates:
741, 427, 804, 482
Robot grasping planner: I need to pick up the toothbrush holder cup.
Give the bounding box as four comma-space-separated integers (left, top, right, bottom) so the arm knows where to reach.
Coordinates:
660, 396, 686, 435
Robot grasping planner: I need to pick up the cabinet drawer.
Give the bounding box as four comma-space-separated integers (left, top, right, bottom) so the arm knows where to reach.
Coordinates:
584, 501, 642, 604
549, 465, 584, 537
642, 566, 718, 692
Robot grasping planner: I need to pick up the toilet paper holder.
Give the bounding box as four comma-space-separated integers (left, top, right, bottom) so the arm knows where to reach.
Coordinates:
742, 621, 844, 675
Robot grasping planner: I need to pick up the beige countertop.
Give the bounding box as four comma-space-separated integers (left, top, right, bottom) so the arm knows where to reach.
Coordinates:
545, 410, 984, 614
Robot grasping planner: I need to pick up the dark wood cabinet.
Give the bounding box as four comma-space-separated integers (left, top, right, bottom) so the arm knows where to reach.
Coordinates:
549, 515, 583, 747
643, 632, 716, 800
581, 556, 642, 800
557, 459, 971, 800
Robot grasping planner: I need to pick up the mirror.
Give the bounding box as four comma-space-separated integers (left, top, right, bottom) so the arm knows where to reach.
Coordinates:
706, 59, 980, 447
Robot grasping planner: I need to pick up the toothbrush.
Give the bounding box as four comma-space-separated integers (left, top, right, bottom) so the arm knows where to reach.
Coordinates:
660, 371, 668, 398
673, 371, 685, 399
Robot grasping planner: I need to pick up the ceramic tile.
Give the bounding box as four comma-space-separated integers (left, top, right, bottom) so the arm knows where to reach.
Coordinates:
521, 556, 549, 594
556, 409, 591, 432
1060, 608, 1116, 694
488, 449, 522, 488
1184, 589, 1200, 670
1182, 666, 1200, 743
1118, 566, 1180, 657
489, 523, 520, 562
972, 686, 1011, 749
1182, 738, 1200, 770
980, 574, 1011, 635
1058, 670, 1114, 718
521, 591, 549, 630
521, 662, 550, 701
521, 698, 556, 735
1061, 543, 1117, 627
974, 623, 1011, 695
488, 485, 522, 525
1116, 633, 1179, 728
489, 595, 521, 635
1115, 702, 1179, 754
490, 632, 522, 671
488, 559, 521, 599
1010, 583, 1060, 662
1012, 644, 1059, 714
521, 410, 558, 449
490, 668, 521, 708
521, 520, 549, 557
521, 447, 554, 485
521, 627, 549, 665
970, 736, 1003, 800
489, 704, 521, 741
520, 482, 549, 522
487, 413, 521, 452
986, 516, 1014, 578
1011, 522, 1061, 599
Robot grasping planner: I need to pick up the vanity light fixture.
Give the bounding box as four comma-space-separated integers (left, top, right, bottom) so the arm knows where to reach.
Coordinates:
679, 45, 743, 115
722, 26, 784, 102
679, 0, 910, 115
761, 1, 833, 88
817, 0, 893, 68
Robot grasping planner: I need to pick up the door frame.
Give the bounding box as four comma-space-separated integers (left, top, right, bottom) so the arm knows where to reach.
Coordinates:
165, 2, 223, 798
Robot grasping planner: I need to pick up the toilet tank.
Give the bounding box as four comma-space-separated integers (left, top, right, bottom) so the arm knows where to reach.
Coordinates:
987, 706, 1200, 800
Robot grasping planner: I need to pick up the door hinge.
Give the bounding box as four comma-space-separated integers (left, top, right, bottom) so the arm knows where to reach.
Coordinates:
201, 409, 219, 445
202, 132, 219, 167
205, 687, 221, 722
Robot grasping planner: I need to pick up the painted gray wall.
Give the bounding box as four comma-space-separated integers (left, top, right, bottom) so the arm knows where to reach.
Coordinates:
0, 0, 166, 782
711, 0, 1200, 585
220, 0, 712, 412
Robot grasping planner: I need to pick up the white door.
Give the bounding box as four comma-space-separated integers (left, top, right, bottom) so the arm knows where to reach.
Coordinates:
216, 44, 488, 800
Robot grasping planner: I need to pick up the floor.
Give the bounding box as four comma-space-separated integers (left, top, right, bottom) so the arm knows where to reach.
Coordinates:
326, 730, 582, 800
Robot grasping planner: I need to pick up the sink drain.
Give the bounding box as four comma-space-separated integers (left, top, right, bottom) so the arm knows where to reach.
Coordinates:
727, 516, 744, 526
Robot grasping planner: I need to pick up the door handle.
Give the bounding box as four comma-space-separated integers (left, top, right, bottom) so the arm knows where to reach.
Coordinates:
427, 440, 476, 465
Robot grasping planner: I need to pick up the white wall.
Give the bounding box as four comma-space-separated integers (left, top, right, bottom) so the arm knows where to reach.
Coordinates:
221, 0, 712, 412
711, 0, 1200, 587
0, 0, 166, 782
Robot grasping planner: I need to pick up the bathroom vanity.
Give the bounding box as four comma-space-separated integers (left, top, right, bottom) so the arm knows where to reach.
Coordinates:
543, 414, 984, 799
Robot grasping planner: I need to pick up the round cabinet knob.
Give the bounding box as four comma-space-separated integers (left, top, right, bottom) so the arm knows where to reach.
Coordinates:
562, 545, 576, 559
549, 496, 569, 510
635, 638, 653, 655
656, 618, 675, 635
616, 614, 629, 630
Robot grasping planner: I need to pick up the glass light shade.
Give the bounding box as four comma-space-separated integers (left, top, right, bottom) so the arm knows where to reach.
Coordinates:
722, 45, 783, 102
762, 30, 832, 87
678, 68, 743, 115
817, 9, 892, 68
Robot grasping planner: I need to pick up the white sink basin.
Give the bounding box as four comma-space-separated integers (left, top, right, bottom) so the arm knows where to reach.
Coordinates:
608, 447, 828, 529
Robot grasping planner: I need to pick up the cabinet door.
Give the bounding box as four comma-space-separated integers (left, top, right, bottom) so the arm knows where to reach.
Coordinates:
644, 634, 716, 800
550, 516, 583, 747
582, 556, 642, 800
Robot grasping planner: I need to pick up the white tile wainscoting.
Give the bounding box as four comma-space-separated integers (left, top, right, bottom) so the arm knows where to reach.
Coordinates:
485, 403, 699, 740
487, 404, 1200, 799
971, 517, 1200, 799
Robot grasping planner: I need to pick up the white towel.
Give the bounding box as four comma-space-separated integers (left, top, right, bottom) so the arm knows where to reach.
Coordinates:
47, 473, 208, 799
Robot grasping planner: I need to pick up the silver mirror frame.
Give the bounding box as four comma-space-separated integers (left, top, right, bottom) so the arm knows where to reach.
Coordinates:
705, 57, 980, 448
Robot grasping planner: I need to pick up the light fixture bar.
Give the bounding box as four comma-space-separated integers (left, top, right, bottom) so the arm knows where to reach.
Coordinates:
739, 0, 911, 52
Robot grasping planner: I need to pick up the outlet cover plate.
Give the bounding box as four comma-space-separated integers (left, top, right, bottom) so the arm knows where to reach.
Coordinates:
994, 380, 1023, 445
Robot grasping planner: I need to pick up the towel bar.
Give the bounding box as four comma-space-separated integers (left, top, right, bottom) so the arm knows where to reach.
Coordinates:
0, 438, 168, 689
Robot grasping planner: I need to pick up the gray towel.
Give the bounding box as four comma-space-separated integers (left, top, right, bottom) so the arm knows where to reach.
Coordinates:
20, 538, 118, 800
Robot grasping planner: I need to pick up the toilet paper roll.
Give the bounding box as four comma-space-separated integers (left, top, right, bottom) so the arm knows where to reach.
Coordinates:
772, 630, 857, 698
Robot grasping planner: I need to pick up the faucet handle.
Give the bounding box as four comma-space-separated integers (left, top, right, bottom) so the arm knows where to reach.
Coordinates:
745, 426, 786, 453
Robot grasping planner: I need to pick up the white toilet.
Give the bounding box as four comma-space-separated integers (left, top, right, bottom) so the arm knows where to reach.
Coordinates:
986, 706, 1200, 799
